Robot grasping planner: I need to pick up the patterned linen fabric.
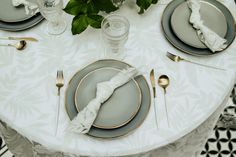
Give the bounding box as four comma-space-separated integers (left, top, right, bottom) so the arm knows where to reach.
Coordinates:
0, 85, 235, 157
0, 0, 236, 156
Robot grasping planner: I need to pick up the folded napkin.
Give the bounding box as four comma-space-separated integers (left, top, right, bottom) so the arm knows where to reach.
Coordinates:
12, 0, 39, 15
187, 0, 227, 52
68, 67, 138, 134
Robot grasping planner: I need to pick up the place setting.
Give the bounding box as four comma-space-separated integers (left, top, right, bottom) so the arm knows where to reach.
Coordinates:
63, 59, 151, 138
0, 0, 67, 33
0, 0, 68, 52
61, 61, 174, 139
0, 0, 43, 32
60, 60, 172, 138
162, 0, 235, 56
0, 0, 41, 51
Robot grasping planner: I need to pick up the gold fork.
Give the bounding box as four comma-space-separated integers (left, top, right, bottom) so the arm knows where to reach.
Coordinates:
166, 52, 225, 71
55, 70, 64, 135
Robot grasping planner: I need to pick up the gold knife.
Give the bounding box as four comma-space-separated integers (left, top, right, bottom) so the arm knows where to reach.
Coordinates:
0, 37, 38, 42
150, 69, 158, 129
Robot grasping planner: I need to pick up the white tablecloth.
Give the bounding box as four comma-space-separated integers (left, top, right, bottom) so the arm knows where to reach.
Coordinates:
0, 0, 236, 156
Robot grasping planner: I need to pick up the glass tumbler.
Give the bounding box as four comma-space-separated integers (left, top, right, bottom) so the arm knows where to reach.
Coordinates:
37, 0, 67, 35
101, 14, 130, 59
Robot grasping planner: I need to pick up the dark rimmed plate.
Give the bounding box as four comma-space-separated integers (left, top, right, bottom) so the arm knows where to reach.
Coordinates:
162, 0, 235, 56
65, 59, 151, 138
0, 13, 44, 31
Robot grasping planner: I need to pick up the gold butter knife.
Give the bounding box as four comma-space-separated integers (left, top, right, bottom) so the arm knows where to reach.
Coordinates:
150, 69, 158, 129
0, 37, 38, 42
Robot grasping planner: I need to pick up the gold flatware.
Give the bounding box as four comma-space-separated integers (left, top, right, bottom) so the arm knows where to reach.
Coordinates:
150, 69, 158, 129
0, 40, 26, 51
158, 75, 170, 127
166, 51, 225, 71
0, 37, 38, 42
55, 70, 64, 135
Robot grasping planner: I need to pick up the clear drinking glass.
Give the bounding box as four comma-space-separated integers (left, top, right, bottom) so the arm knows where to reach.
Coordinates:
37, 0, 67, 35
101, 14, 130, 59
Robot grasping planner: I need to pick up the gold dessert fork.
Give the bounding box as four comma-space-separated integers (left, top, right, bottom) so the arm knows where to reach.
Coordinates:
55, 70, 64, 135
166, 52, 225, 71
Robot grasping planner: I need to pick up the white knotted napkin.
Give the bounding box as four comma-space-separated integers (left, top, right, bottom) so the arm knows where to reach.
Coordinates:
187, 0, 227, 52
12, 0, 39, 15
68, 67, 138, 134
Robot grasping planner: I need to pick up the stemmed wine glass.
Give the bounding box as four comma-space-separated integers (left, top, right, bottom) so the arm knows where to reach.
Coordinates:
37, 0, 67, 35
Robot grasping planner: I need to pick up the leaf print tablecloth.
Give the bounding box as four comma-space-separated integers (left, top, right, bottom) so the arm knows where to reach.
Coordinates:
0, 0, 236, 156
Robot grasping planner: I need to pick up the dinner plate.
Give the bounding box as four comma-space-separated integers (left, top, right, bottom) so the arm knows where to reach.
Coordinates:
171, 1, 227, 49
75, 67, 142, 129
0, 0, 35, 22
162, 0, 235, 56
65, 59, 151, 138
0, 13, 44, 31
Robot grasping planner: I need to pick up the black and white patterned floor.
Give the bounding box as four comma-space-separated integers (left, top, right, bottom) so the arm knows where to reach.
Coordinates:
200, 85, 236, 157
1, 85, 236, 157
0, 137, 13, 157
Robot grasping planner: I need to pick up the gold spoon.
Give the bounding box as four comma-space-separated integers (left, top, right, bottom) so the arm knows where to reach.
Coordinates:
158, 75, 170, 127
0, 40, 27, 51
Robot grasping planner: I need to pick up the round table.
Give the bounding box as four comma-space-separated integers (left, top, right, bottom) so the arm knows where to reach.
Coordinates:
0, 0, 236, 156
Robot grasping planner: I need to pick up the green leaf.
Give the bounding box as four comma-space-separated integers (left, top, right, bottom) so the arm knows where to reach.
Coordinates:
136, 0, 155, 14
71, 14, 104, 35
93, 0, 118, 13
137, 0, 153, 10
152, 0, 158, 4
138, 8, 144, 14
72, 15, 88, 35
64, 0, 98, 15
87, 15, 104, 28
64, 0, 158, 35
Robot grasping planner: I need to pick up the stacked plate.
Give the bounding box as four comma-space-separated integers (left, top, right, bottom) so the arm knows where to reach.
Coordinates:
162, 0, 235, 56
65, 59, 151, 138
0, 0, 43, 31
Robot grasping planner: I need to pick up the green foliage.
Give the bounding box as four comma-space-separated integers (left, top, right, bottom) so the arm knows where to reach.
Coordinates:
137, 0, 158, 14
64, 0, 158, 35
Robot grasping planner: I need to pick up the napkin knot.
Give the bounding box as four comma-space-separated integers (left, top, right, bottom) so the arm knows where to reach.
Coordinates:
12, 0, 39, 15
187, 0, 227, 52
68, 67, 137, 134
96, 82, 115, 103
